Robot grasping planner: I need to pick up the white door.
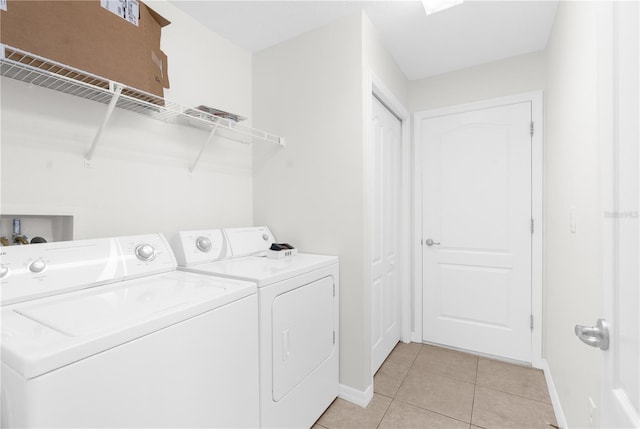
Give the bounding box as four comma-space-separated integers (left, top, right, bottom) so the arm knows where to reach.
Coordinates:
421, 102, 533, 362
598, 2, 639, 427
371, 96, 401, 374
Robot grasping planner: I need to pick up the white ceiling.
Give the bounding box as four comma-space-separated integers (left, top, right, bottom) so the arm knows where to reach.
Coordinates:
170, 0, 558, 81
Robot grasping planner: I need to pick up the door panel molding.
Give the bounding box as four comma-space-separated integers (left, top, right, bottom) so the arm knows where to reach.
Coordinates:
413, 91, 544, 367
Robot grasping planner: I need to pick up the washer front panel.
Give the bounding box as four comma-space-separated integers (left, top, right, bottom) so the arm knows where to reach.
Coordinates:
2, 295, 259, 428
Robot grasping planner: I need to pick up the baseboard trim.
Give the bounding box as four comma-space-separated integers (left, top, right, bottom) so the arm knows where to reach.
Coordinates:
541, 358, 568, 429
338, 383, 373, 408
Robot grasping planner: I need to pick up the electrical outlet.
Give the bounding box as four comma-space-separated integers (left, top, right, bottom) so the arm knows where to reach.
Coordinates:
588, 396, 597, 428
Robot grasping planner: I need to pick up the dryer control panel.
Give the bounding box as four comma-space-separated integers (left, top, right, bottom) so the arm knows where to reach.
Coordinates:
0, 234, 176, 306
224, 226, 275, 257
172, 226, 276, 267
171, 229, 227, 267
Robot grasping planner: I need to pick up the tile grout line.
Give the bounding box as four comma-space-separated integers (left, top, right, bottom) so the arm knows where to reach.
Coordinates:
476, 356, 554, 405
475, 384, 555, 406
375, 345, 553, 428
396, 346, 480, 424
374, 344, 417, 429
398, 348, 478, 427
391, 396, 473, 427
393, 362, 412, 398
374, 398, 393, 429
469, 356, 480, 427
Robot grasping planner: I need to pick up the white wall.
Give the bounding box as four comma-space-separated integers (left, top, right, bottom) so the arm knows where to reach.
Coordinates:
362, 14, 408, 106
253, 11, 408, 397
148, 1, 252, 117
409, 50, 546, 112
252, 12, 368, 394
0, 1, 254, 242
543, 2, 603, 428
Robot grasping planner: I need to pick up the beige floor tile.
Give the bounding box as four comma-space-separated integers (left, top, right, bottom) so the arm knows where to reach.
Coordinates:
476, 358, 551, 404
316, 394, 392, 429
384, 342, 423, 368
395, 368, 475, 423
472, 386, 557, 429
374, 361, 411, 398
312, 424, 329, 429
412, 344, 479, 383
379, 400, 470, 429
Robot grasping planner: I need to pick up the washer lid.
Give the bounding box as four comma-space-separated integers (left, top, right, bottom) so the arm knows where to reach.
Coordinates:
184, 253, 338, 287
1, 271, 256, 379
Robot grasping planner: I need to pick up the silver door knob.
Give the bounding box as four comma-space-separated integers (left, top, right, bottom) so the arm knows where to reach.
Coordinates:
425, 238, 440, 247
574, 318, 609, 351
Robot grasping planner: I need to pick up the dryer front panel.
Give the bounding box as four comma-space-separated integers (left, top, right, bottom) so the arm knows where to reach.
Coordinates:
271, 275, 335, 401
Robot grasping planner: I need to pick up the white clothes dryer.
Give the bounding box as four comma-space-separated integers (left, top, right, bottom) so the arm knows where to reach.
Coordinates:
172, 227, 339, 429
0, 234, 259, 428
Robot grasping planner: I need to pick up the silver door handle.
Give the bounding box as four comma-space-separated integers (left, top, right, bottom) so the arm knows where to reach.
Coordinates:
425, 238, 440, 247
574, 318, 609, 351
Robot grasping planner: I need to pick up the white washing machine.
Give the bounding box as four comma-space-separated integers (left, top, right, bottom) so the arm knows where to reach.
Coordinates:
0, 234, 259, 428
172, 226, 339, 429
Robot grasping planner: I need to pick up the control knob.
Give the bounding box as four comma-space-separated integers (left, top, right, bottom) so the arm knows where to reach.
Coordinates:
0, 264, 9, 279
195, 236, 212, 252
29, 259, 47, 273
135, 244, 156, 261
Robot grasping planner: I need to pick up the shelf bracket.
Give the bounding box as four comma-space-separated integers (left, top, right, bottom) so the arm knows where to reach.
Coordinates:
85, 83, 123, 161
189, 121, 221, 173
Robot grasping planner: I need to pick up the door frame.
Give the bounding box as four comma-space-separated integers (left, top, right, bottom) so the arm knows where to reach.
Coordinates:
365, 71, 412, 350
412, 91, 544, 367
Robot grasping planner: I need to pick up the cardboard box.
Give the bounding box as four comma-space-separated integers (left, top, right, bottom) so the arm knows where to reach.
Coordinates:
0, 0, 170, 98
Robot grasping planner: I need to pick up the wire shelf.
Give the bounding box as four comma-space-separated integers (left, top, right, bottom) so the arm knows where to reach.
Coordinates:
0, 45, 285, 148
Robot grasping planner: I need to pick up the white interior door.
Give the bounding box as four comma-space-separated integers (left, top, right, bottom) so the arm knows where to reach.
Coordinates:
421, 102, 533, 363
599, 2, 640, 427
371, 96, 401, 374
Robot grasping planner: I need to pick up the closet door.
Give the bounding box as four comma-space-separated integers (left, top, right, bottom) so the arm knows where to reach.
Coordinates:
371, 96, 402, 374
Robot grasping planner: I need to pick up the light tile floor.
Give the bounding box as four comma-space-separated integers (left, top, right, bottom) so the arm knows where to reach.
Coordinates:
314, 342, 558, 429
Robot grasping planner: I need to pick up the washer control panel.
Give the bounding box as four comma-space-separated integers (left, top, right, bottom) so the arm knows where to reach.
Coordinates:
118, 235, 175, 279
28, 258, 47, 273
135, 244, 156, 261
0, 234, 177, 306
1, 264, 10, 279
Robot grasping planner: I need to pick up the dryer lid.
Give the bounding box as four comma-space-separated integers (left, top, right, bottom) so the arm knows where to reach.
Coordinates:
1, 271, 256, 379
